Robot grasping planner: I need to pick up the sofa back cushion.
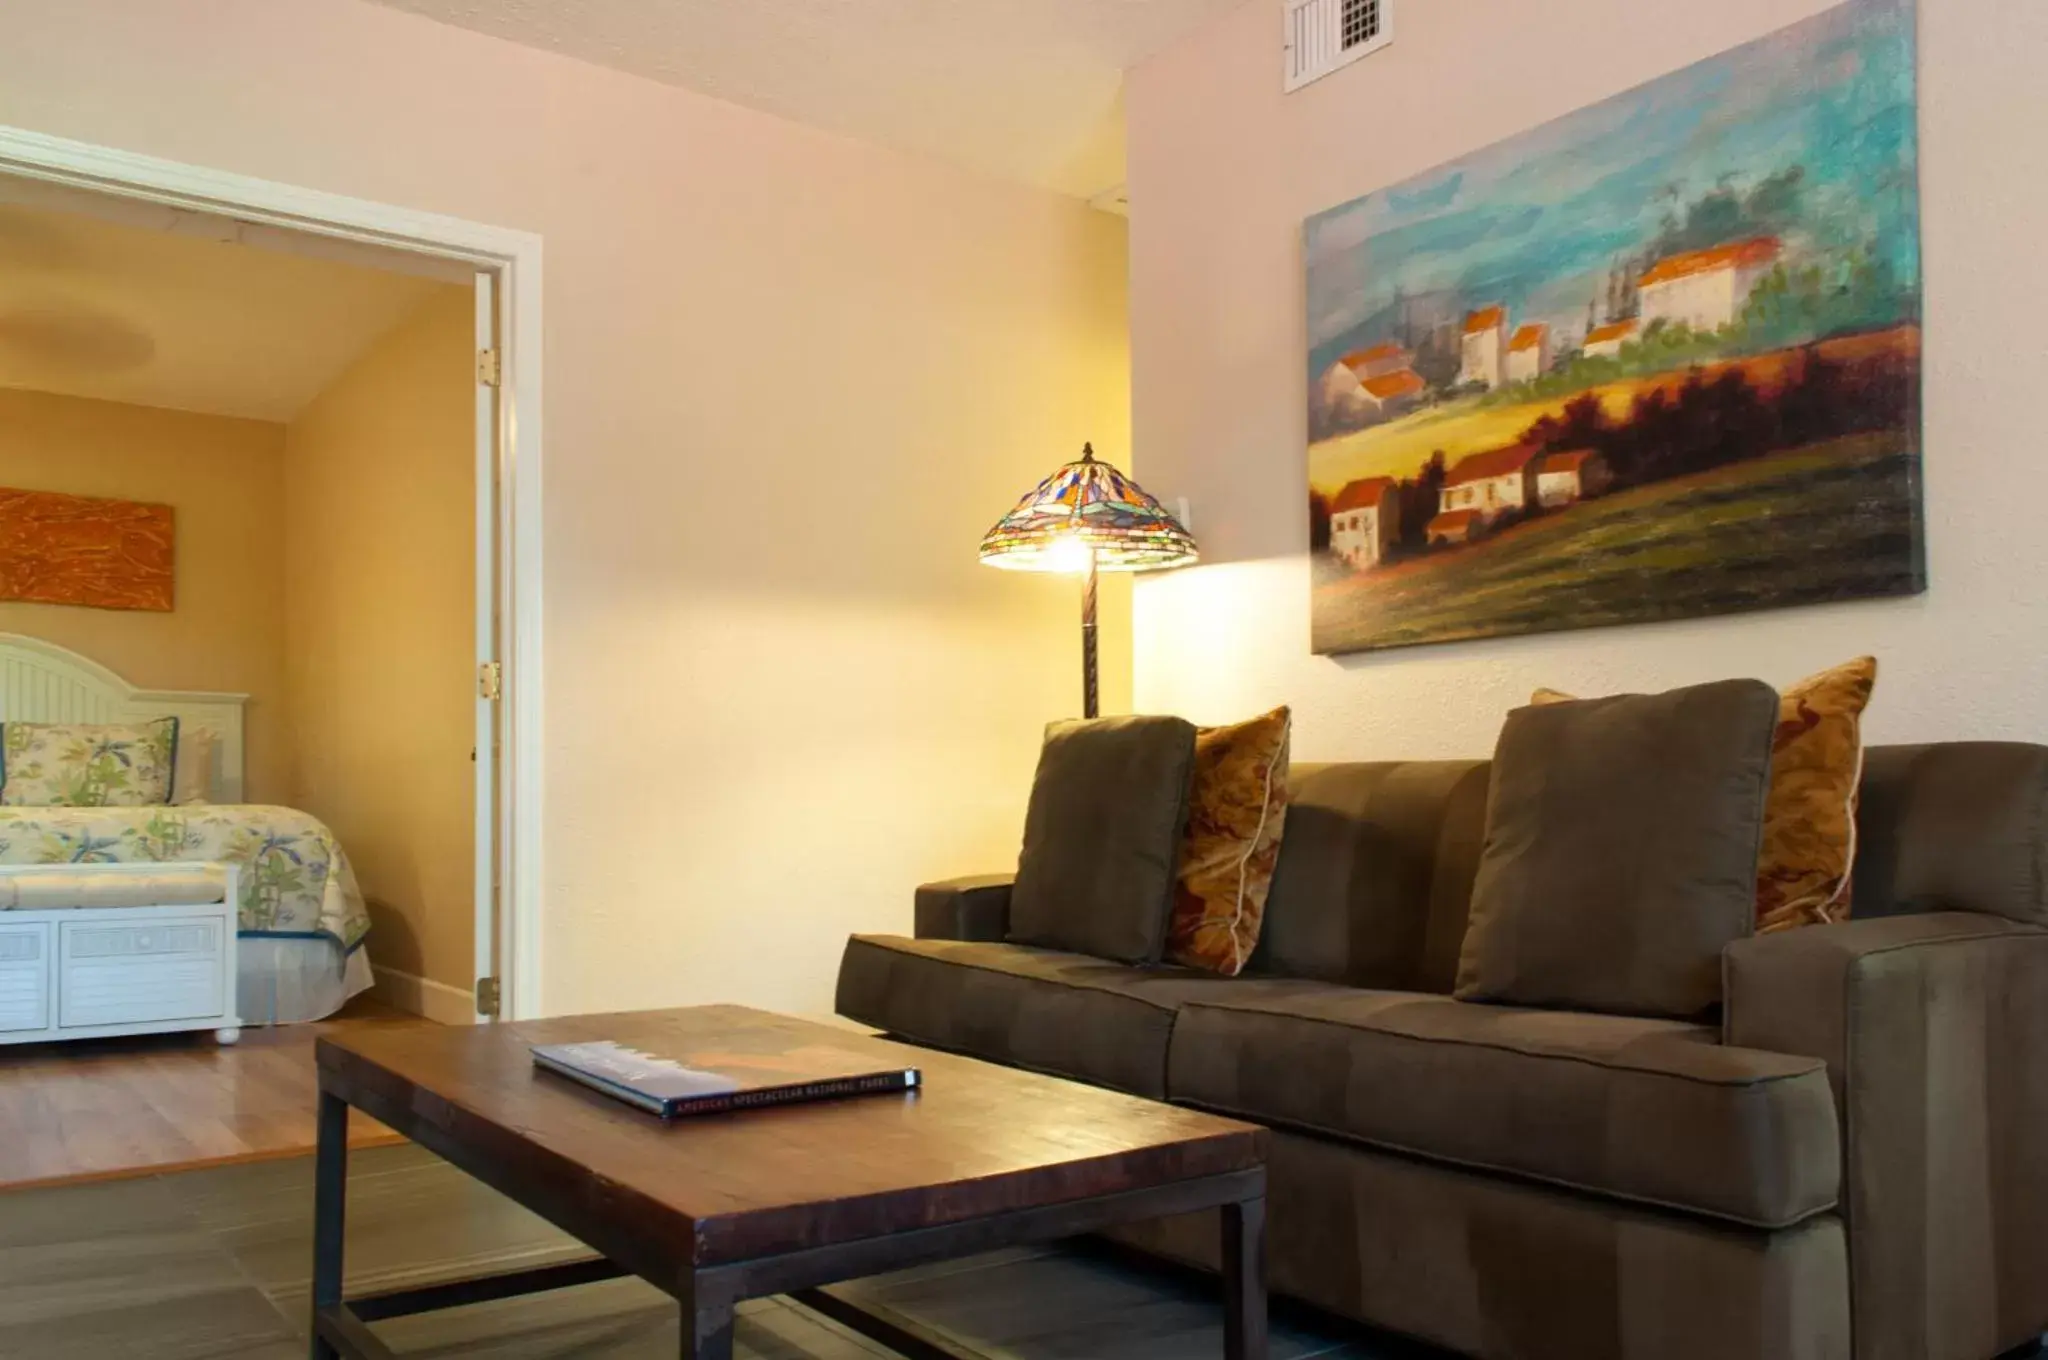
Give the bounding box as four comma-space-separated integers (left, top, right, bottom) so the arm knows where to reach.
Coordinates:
1008, 714, 1197, 964
1853, 743, 2048, 926
1250, 759, 1491, 993
1454, 678, 1779, 1019
1533, 656, 1877, 935
1251, 739, 2048, 995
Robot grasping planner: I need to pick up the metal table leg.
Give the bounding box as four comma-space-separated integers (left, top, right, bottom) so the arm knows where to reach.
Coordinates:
309, 1088, 349, 1360
1222, 1194, 1269, 1360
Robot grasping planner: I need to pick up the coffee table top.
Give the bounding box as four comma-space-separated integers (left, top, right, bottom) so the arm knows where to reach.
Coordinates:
317, 1005, 1265, 1267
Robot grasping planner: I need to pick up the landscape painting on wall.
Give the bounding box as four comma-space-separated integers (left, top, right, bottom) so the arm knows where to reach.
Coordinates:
1305, 0, 1923, 655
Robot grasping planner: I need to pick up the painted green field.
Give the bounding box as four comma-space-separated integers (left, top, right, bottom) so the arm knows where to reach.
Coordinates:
1311, 434, 1924, 655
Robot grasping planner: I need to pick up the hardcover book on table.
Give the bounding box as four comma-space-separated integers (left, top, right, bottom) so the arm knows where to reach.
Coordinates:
530, 1038, 920, 1118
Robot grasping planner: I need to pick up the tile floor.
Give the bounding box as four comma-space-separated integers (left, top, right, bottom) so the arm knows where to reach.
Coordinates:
0, 1141, 1434, 1358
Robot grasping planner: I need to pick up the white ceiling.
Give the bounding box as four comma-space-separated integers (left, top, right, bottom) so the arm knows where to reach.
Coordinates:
367, 0, 1245, 200
0, 186, 458, 422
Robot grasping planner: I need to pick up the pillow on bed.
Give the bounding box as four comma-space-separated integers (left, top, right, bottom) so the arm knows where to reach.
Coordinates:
0, 718, 178, 807
171, 728, 218, 805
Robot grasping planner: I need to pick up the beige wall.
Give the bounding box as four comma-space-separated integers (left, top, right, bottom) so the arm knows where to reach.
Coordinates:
0, 0, 1132, 1016
0, 387, 291, 798
283, 288, 475, 993
1124, 0, 2048, 753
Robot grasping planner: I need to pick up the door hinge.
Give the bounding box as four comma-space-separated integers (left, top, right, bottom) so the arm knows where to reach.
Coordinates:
476, 347, 501, 387
478, 661, 503, 701
474, 975, 501, 1018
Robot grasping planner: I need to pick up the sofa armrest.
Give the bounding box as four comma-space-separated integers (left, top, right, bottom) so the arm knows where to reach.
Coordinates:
1724, 913, 2048, 1359
913, 874, 1014, 942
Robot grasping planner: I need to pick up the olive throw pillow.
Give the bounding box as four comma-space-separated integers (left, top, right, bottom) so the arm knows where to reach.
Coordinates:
1165, 706, 1293, 976
1534, 656, 1877, 934
1456, 678, 1779, 1019
1008, 714, 1198, 965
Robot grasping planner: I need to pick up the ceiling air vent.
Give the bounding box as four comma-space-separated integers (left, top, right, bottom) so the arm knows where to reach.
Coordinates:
1284, 0, 1392, 93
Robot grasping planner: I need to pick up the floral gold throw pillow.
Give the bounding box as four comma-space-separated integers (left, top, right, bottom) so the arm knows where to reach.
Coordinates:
1532, 657, 1876, 934
1166, 706, 1293, 975
0, 718, 178, 807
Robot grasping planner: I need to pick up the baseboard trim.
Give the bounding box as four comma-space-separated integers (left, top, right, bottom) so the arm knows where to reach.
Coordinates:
371, 965, 476, 1025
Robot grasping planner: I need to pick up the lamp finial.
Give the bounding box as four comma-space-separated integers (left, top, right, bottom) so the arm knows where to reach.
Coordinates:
1080, 442, 1095, 462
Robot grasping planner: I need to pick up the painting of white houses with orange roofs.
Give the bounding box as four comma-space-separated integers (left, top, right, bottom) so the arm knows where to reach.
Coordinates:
1305, 0, 1924, 655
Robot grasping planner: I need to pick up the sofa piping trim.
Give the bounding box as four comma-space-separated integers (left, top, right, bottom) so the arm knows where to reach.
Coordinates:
1167, 1092, 1836, 1233
1172, 997, 1829, 1088
846, 935, 1203, 1015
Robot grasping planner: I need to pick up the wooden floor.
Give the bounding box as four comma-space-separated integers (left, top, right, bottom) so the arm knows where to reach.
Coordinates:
0, 996, 422, 1190
0, 1140, 1431, 1358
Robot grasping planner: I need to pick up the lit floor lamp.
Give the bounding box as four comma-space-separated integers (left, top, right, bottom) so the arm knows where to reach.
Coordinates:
978, 443, 1199, 719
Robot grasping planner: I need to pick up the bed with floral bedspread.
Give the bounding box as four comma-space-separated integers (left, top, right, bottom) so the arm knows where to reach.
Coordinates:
0, 804, 371, 950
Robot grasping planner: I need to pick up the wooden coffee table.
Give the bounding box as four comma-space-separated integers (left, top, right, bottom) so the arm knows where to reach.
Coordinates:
309, 1005, 1269, 1359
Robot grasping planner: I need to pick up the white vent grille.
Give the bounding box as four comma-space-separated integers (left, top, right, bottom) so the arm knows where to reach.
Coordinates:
1284, 0, 1393, 93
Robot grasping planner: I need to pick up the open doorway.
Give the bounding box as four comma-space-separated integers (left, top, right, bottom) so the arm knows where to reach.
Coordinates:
0, 125, 543, 1032
0, 170, 498, 1028
0, 124, 539, 1188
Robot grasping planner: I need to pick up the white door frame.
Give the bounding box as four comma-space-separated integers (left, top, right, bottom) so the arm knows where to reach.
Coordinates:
0, 123, 546, 1021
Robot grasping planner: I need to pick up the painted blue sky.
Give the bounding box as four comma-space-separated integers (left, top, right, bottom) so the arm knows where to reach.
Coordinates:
1305, 0, 1919, 367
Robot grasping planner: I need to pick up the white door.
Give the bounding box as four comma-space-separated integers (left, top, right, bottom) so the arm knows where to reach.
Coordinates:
473, 271, 504, 1018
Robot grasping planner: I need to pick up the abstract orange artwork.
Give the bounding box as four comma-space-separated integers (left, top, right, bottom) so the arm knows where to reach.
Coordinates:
0, 487, 174, 612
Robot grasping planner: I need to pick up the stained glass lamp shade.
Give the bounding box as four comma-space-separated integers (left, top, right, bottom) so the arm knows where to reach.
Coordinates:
978, 443, 1197, 717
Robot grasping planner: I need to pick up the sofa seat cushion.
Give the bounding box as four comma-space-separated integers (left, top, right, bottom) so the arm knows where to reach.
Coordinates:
836, 934, 1296, 1099
1168, 986, 1840, 1229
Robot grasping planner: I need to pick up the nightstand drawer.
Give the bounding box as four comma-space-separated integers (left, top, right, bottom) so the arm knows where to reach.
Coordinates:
59, 917, 226, 1028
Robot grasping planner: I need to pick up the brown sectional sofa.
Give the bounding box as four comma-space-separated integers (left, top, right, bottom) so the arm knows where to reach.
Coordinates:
835, 743, 2048, 1360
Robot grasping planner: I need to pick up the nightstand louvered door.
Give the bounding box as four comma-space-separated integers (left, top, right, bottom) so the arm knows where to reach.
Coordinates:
0, 922, 51, 1033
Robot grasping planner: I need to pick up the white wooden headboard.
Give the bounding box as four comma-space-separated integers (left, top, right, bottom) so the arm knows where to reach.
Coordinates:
0, 634, 248, 802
